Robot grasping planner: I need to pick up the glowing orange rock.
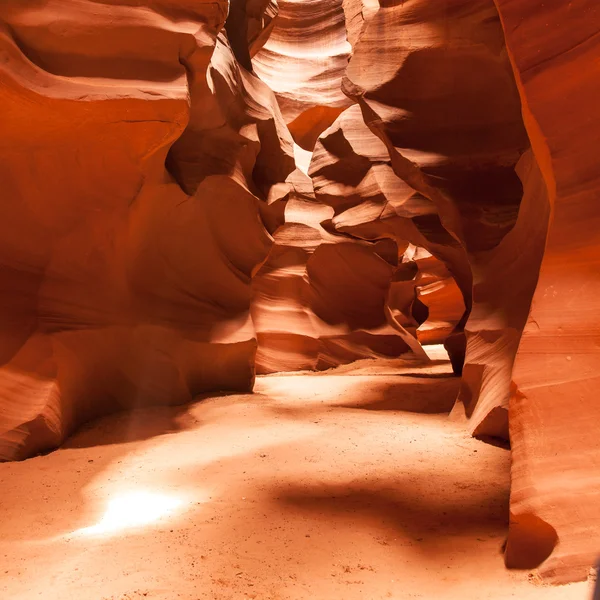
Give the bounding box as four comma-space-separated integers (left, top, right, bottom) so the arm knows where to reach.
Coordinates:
252, 0, 353, 149
493, 0, 600, 583
252, 168, 414, 374
341, 0, 532, 437
0, 1, 293, 460
310, 104, 469, 358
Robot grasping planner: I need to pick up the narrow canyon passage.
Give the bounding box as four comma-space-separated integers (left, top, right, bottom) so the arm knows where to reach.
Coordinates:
1, 0, 600, 592
0, 355, 589, 599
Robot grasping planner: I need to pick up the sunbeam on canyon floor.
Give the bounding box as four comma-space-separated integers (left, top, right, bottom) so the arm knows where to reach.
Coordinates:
74, 490, 185, 537
0, 358, 591, 600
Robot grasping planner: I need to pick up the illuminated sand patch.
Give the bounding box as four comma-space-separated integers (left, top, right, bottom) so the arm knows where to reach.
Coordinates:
75, 490, 184, 536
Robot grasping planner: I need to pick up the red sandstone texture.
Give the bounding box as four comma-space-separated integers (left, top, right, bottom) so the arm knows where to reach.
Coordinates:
251, 168, 416, 374
0, 0, 294, 460
0, 0, 599, 587
252, 0, 352, 149
250, 0, 457, 373
493, 0, 600, 584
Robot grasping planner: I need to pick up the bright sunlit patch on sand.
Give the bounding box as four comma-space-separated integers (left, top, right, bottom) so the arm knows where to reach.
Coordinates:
75, 490, 184, 536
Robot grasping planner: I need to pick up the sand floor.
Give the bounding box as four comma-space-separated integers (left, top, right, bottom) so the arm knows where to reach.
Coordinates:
0, 358, 592, 599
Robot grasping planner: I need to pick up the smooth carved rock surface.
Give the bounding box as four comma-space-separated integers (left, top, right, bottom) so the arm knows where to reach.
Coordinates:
493, 0, 600, 583
252, 0, 353, 149
252, 99, 468, 374
0, 0, 294, 461
250, 1, 448, 373
251, 169, 415, 374
411, 249, 465, 348
341, 0, 532, 438
1, 0, 598, 588
310, 104, 468, 357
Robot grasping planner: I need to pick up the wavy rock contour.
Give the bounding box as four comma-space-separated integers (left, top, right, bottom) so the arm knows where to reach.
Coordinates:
0, 0, 294, 460
493, 0, 600, 582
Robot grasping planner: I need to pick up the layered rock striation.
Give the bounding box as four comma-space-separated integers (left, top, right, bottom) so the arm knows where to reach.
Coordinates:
493, 0, 600, 583
0, 0, 294, 460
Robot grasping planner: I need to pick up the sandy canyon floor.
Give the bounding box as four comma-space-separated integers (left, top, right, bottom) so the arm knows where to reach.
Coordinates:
0, 357, 592, 600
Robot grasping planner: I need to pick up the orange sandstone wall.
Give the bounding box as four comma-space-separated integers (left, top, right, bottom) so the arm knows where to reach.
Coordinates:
250, 0, 447, 373
0, 1, 294, 460
339, 0, 536, 438
252, 0, 352, 149
493, 0, 600, 583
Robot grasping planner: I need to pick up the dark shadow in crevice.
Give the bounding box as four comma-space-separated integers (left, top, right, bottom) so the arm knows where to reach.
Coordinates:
399, 372, 458, 379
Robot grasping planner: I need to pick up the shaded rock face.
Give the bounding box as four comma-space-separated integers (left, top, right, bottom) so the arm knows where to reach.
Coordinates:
252, 0, 535, 427
341, 0, 532, 440
0, 1, 294, 460
493, 0, 600, 584
251, 169, 416, 374
250, 0, 456, 373
0, 0, 598, 586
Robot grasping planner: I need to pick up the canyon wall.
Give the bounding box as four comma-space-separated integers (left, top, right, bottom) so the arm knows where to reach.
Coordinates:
0, 0, 446, 459
493, 0, 600, 583
0, 0, 295, 460
262, 0, 537, 441
251, 167, 417, 374
250, 0, 443, 372
340, 0, 535, 441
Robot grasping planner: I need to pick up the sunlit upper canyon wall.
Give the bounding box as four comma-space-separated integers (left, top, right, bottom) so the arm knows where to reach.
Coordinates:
0, 0, 598, 586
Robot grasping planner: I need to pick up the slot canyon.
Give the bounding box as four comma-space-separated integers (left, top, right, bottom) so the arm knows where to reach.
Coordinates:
0, 1, 599, 598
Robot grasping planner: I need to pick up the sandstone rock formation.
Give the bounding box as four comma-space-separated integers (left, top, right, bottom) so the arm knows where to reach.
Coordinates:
251, 0, 454, 372
251, 167, 417, 374
341, 0, 531, 440
492, 0, 600, 583
410, 249, 465, 348
252, 0, 353, 149
0, 0, 294, 460
310, 104, 468, 358
1, 0, 599, 587
258, 0, 600, 583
